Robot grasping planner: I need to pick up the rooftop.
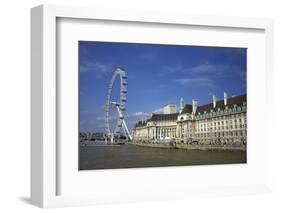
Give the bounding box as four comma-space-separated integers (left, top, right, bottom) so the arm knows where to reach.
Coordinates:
134, 94, 247, 127
148, 113, 179, 122
194, 94, 246, 115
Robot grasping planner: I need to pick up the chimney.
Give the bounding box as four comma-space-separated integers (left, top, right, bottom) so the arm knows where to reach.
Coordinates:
224, 92, 228, 105
192, 99, 198, 114
213, 95, 216, 108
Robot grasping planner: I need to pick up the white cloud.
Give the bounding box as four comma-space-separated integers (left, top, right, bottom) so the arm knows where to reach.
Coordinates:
160, 63, 230, 75
80, 60, 111, 77
129, 107, 164, 118
160, 64, 188, 75
133, 112, 151, 116
152, 107, 164, 114
174, 77, 215, 87
190, 64, 229, 73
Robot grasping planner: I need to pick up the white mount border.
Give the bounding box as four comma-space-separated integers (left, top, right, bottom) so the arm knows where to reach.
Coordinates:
31, 4, 274, 208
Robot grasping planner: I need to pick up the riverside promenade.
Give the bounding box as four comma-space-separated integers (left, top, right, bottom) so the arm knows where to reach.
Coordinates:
129, 141, 246, 151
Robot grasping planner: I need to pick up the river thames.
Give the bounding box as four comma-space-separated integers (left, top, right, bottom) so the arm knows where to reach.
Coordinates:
79, 144, 246, 170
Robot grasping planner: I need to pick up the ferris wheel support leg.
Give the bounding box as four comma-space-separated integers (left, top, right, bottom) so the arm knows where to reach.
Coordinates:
115, 105, 132, 141
121, 119, 132, 141
110, 134, 114, 144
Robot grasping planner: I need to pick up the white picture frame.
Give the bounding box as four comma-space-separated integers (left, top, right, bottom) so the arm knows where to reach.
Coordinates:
31, 4, 274, 208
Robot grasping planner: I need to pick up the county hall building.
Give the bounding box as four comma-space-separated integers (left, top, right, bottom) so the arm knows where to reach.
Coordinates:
132, 92, 247, 146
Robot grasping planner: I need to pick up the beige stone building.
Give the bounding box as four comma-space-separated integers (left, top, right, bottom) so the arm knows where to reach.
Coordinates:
132, 93, 247, 146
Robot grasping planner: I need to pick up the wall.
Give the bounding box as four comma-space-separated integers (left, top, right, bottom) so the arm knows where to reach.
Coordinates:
0, 0, 281, 212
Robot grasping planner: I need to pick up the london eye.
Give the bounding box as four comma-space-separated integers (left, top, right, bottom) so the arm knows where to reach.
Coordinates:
105, 67, 132, 143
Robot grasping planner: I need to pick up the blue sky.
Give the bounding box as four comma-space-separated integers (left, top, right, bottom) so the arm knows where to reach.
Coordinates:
79, 41, 246, 133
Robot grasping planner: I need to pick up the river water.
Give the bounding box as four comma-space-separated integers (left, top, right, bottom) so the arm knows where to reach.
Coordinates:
79, 144, 246, 170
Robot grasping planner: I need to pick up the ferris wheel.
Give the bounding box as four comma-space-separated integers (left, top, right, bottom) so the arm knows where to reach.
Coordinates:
105, 67, 132, 143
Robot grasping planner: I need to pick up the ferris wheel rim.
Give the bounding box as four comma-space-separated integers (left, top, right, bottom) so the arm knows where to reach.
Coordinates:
105, 67, 127, 136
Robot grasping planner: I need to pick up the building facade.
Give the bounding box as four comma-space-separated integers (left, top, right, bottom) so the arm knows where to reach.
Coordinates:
132, 93, 247, 146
